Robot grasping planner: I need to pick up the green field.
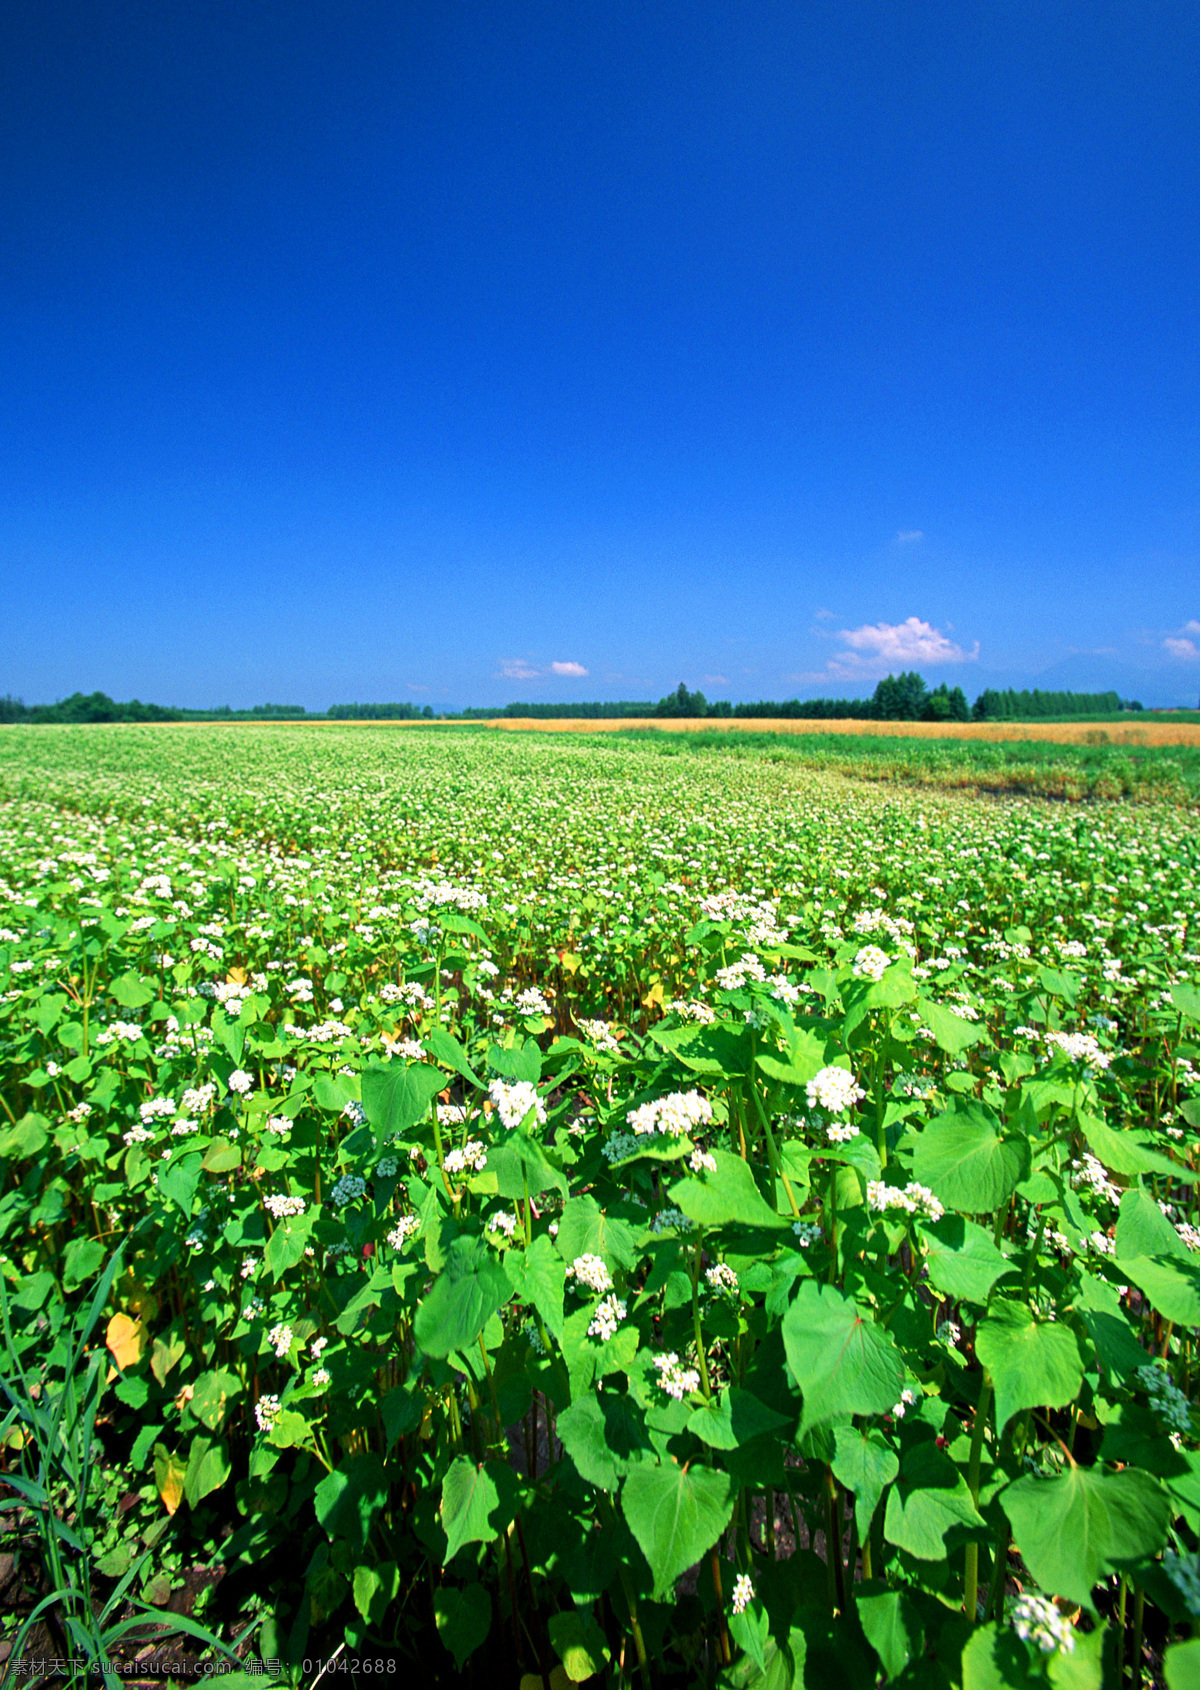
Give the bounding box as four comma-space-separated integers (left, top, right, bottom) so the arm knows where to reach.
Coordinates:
0, 724, 1198, 1688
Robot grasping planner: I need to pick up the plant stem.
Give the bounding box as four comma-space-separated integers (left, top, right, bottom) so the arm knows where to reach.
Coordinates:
691, 1229, 712, 1399
963, 1371, 993, 1619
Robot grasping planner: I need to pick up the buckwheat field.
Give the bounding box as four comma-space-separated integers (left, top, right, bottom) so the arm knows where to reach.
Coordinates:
1, 723, 1198, 1690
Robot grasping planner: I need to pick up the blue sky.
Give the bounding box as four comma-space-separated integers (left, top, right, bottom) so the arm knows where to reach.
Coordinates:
2, 1, 1198, 709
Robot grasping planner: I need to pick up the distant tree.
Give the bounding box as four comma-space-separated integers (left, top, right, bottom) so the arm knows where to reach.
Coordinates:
922, 683, 970, 723
657, 683, 708, 718
0, 695, 28, 723
871, 672, 928, 720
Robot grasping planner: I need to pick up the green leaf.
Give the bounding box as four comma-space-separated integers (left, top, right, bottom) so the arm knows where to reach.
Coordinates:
831, 1426, 900, 1538
189, 1368, 241, 1431
556, 1194, 639, 1270
503, 1232, 566, 1342
620, 1460, 737, 1600
361, 1060, 443, 1139
157, 1152, 203, 1216
264, 1210, 314, 1280
1082, 1116, 1193, 1182
314, 1453, 388, 1554
882, 1441, 984, 1560
488, 1038, 541, 1082
439, 1456, 520, 1562
668, 1149, 789, 1232
1165, 1639, 1200, 1690
313, 1073, 356, 1113
1002, 1466, 1171, 1609
489, 1129, 568, 1201
1116, 1187, 1190, 1261
424, 1027, 484, 1088
856, 1586, 922, 1682
912, 1105, 1026, 1215
961, 1622, 1043, 1690
414, 1236, 512, 1359
548, 1609, 612, 1682
111, 971, 154, 1008
201, 1137, 242, 1173
0, 1114, 49, 1159
1118, 1255, 1200, 1327
921, 1215, 1015, 1304
688, 1387, 790, 1451
781, 1280, 905, 1435
975, 1299, 1084, 1434
1170, 984, 1200, 1025
433, 1583, 491, 1670
1070, 1271, 1148, 1380
918, 998, 991, 1055
353, 1560, 399, 1626
62, 1238, 105, 1292
557, 1393, 626, 1491
183, 1434, 231, 1508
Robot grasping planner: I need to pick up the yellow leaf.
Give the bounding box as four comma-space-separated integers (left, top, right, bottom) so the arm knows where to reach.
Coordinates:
153, 1444, 186, 1517
150, 1333, 186, 1386
226, 967, 248, 985
559, 951, 582, 976
641, 981, 664, 1008
105, 1313, 145, 1371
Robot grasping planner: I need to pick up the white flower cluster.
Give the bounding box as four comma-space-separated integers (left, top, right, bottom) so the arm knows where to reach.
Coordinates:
515, 987, 553, 1017
254, 1394, 282, 1432
181, 1082, 216, 1114
715, 954, 768, 991
792, 1220, 823, 1247
438, 1102, 469, 1126
267, 1323, 293, 1358
666, 999, 716, 1025
488, 1078, 546, 1130
1137, 1363, 1193, 1437
1045, 1030, 1111, 1070
826, 1122, 861, 1144
588, 1295, 627, 1340
852, 946, 890, 981
705, 1263, 739, 1296
937, 1320, 962, 1346
891, 1386, 918, 1419
443, 1140, 488, 1176
807, 1066, 865, 1115
122, 1124, 155, 1146
853, 908, 914, 943
1010, 1594, 1075, 1656
94, 1021, 144, 1046
387, 1216, 420, 1249
566, 1254, 613, 1295
690, 1149, 717, 1175
577, 1017, 621, 1054
1164, 1552, 1200, 1617
488, 1210, 518, 1239
653, 1352, 701, 1401
376, 1156, 399, 1178
731, 1573, 755, 1615
341, 1099, 368, 1127
227, 1069, 254, 1095
139, 1096, 176, 1123
264, 1193, 306, 1219
1070, 1153, 1122, 1204
330, 1174, 367, 1206
411, 877, 487, 914
381, 1033, 426, 1060
867, 1181, 944, 1222
768, 976, 803, 1005
627, 1090, 714, 1140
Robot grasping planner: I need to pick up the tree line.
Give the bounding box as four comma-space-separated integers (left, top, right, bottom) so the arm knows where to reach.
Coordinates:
0, 678, 1145, 726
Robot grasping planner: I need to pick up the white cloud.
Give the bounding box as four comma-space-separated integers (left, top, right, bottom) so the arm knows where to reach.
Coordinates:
826, 616, 978, 678
703, 674, 728, 685
499, 660, 539, 681
550, 660, 588, 677
896, 530, 924, 544
1163, 636, 1199, 660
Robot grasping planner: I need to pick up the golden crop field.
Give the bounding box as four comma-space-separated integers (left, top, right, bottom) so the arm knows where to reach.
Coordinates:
488, 714, 1200, 746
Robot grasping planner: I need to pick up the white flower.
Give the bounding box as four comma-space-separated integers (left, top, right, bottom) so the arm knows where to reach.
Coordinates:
705, 1262, 739, 1297
792, 1220, 823, 1247
443, 1140, 488, 1176
627, 1090, 713, 1140
937, 1319, 962, 1346
376, 1156, 398, 1177
122, 1124, 155, 1145
265, 1115, 292, 1136
488, 1078, 546, 1131
267, 1323, 293, 1358
1010, 1593, 1075, 1655
731, 1573, 755, 1615
1045, 1030, 1111, 1070
588, 1295, 627, 1341
652, 1352, 701, 1401
866, 1181, 944, 1222
566, 1254, 613, 1295
689, 1149, 717, 1175
852, 946, 890, 981
488, 1210, 518, 1239
254, 1394, 282, 1432
312, 1368, 331, 1388
264, 1193, 306, 1219
891, 1387, 918, 1419
387, 1215, 420, 1248
825, 1121, 860, 1144
181, 1083, 216, 1114
240, 1257, 258, 1279
437, 1102, 469, 1126
806, 1066, 865, 1115
515, 987, 553, 1017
